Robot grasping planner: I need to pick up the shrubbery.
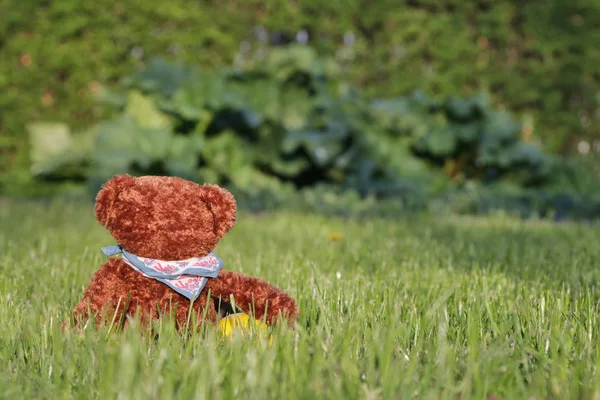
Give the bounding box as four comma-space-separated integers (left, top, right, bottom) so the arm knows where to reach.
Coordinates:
2, 0, 599, 182
25, 47, 600, 220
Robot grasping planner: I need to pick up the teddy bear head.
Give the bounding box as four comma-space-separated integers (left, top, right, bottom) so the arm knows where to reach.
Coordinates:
94, 174, 236, 260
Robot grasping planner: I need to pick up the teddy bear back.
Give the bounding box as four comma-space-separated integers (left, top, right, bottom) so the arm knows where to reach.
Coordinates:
94, 174, 236, 261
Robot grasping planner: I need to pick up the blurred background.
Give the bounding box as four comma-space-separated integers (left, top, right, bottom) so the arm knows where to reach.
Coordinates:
1, 0, 599, 220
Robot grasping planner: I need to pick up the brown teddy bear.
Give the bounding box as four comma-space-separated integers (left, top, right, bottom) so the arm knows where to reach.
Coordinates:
66, 174, 298, 331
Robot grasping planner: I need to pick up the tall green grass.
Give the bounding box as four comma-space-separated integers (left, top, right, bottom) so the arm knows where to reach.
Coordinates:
1, 200, 600, 399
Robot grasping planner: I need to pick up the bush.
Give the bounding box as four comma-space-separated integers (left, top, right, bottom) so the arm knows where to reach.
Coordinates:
29, 49, 433, 199
373, 91, 555, 187
1, 0, 599, 185
23, 49, 600, 221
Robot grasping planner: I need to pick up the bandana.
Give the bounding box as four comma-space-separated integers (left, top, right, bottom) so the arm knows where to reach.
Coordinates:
101, 245, 224, 301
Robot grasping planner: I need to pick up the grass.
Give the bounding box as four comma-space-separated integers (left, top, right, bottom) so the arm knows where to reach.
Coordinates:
2, 200, 600, 399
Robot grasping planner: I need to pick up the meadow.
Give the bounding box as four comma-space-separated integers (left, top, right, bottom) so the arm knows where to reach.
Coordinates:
2, 200, 600, 399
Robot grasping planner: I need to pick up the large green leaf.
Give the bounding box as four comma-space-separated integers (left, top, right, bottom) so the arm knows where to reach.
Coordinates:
482, 111, 521, 145
269, 158, 312, 177
27, 122, 93, 178
264, 45, 319, 81
164, 136, 203, 178
469, 92, 491, 116
284, 130, 346, 167
279, 85, 313, 130
454, 123, 481, 143
169, 70, 245, 120
226, 76, 280, 120
371, 98, 411, 118
512, 142, 550, 165
415, 127, 458, 157
445, 97, 476, 122
202, 131, 253, 180
122, 57, 192, 97
371, 97, 433, 136
124, 91, 172, 129
28, 122, 74, 176
92, 115, 173, 174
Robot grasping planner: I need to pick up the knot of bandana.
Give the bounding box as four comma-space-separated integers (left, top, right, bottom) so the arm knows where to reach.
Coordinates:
101, 245, 224, 301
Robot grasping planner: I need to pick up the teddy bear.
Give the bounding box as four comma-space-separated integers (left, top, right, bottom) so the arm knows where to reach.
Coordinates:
66, 174, 298, 331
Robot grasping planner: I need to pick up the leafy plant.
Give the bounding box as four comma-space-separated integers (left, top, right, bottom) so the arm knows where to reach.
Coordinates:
25, 49, 600, 220
374, 91, 555, 186
29, 51, 406, 200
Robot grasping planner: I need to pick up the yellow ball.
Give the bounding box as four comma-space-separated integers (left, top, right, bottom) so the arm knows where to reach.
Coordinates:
217, 313, 271, 342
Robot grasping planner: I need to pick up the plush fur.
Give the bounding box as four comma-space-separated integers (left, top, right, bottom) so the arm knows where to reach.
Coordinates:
66, 174, 298, 331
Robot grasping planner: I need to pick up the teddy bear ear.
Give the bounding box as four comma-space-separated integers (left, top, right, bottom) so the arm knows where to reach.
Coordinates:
198, 184, 237, 237
94, 174, 136, 227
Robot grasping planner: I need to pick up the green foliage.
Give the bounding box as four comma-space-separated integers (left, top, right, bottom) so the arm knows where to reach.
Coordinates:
23, 50, 600, 220
31, 50, 436, 202
1, 0, 599, 184
374, 91, 555, 186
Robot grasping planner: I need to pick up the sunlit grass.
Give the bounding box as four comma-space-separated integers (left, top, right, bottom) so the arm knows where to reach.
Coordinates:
1, 200, 600, 399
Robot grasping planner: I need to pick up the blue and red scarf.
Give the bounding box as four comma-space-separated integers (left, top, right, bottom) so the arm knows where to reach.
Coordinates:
101, 245, 223, 301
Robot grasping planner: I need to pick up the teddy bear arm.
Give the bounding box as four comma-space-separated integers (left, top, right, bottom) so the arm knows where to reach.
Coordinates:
205, 270, 298, 324
67, 260, 136, 329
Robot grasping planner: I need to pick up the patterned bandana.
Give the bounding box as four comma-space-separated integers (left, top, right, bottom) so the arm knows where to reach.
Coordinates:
101, 245, 224, 301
